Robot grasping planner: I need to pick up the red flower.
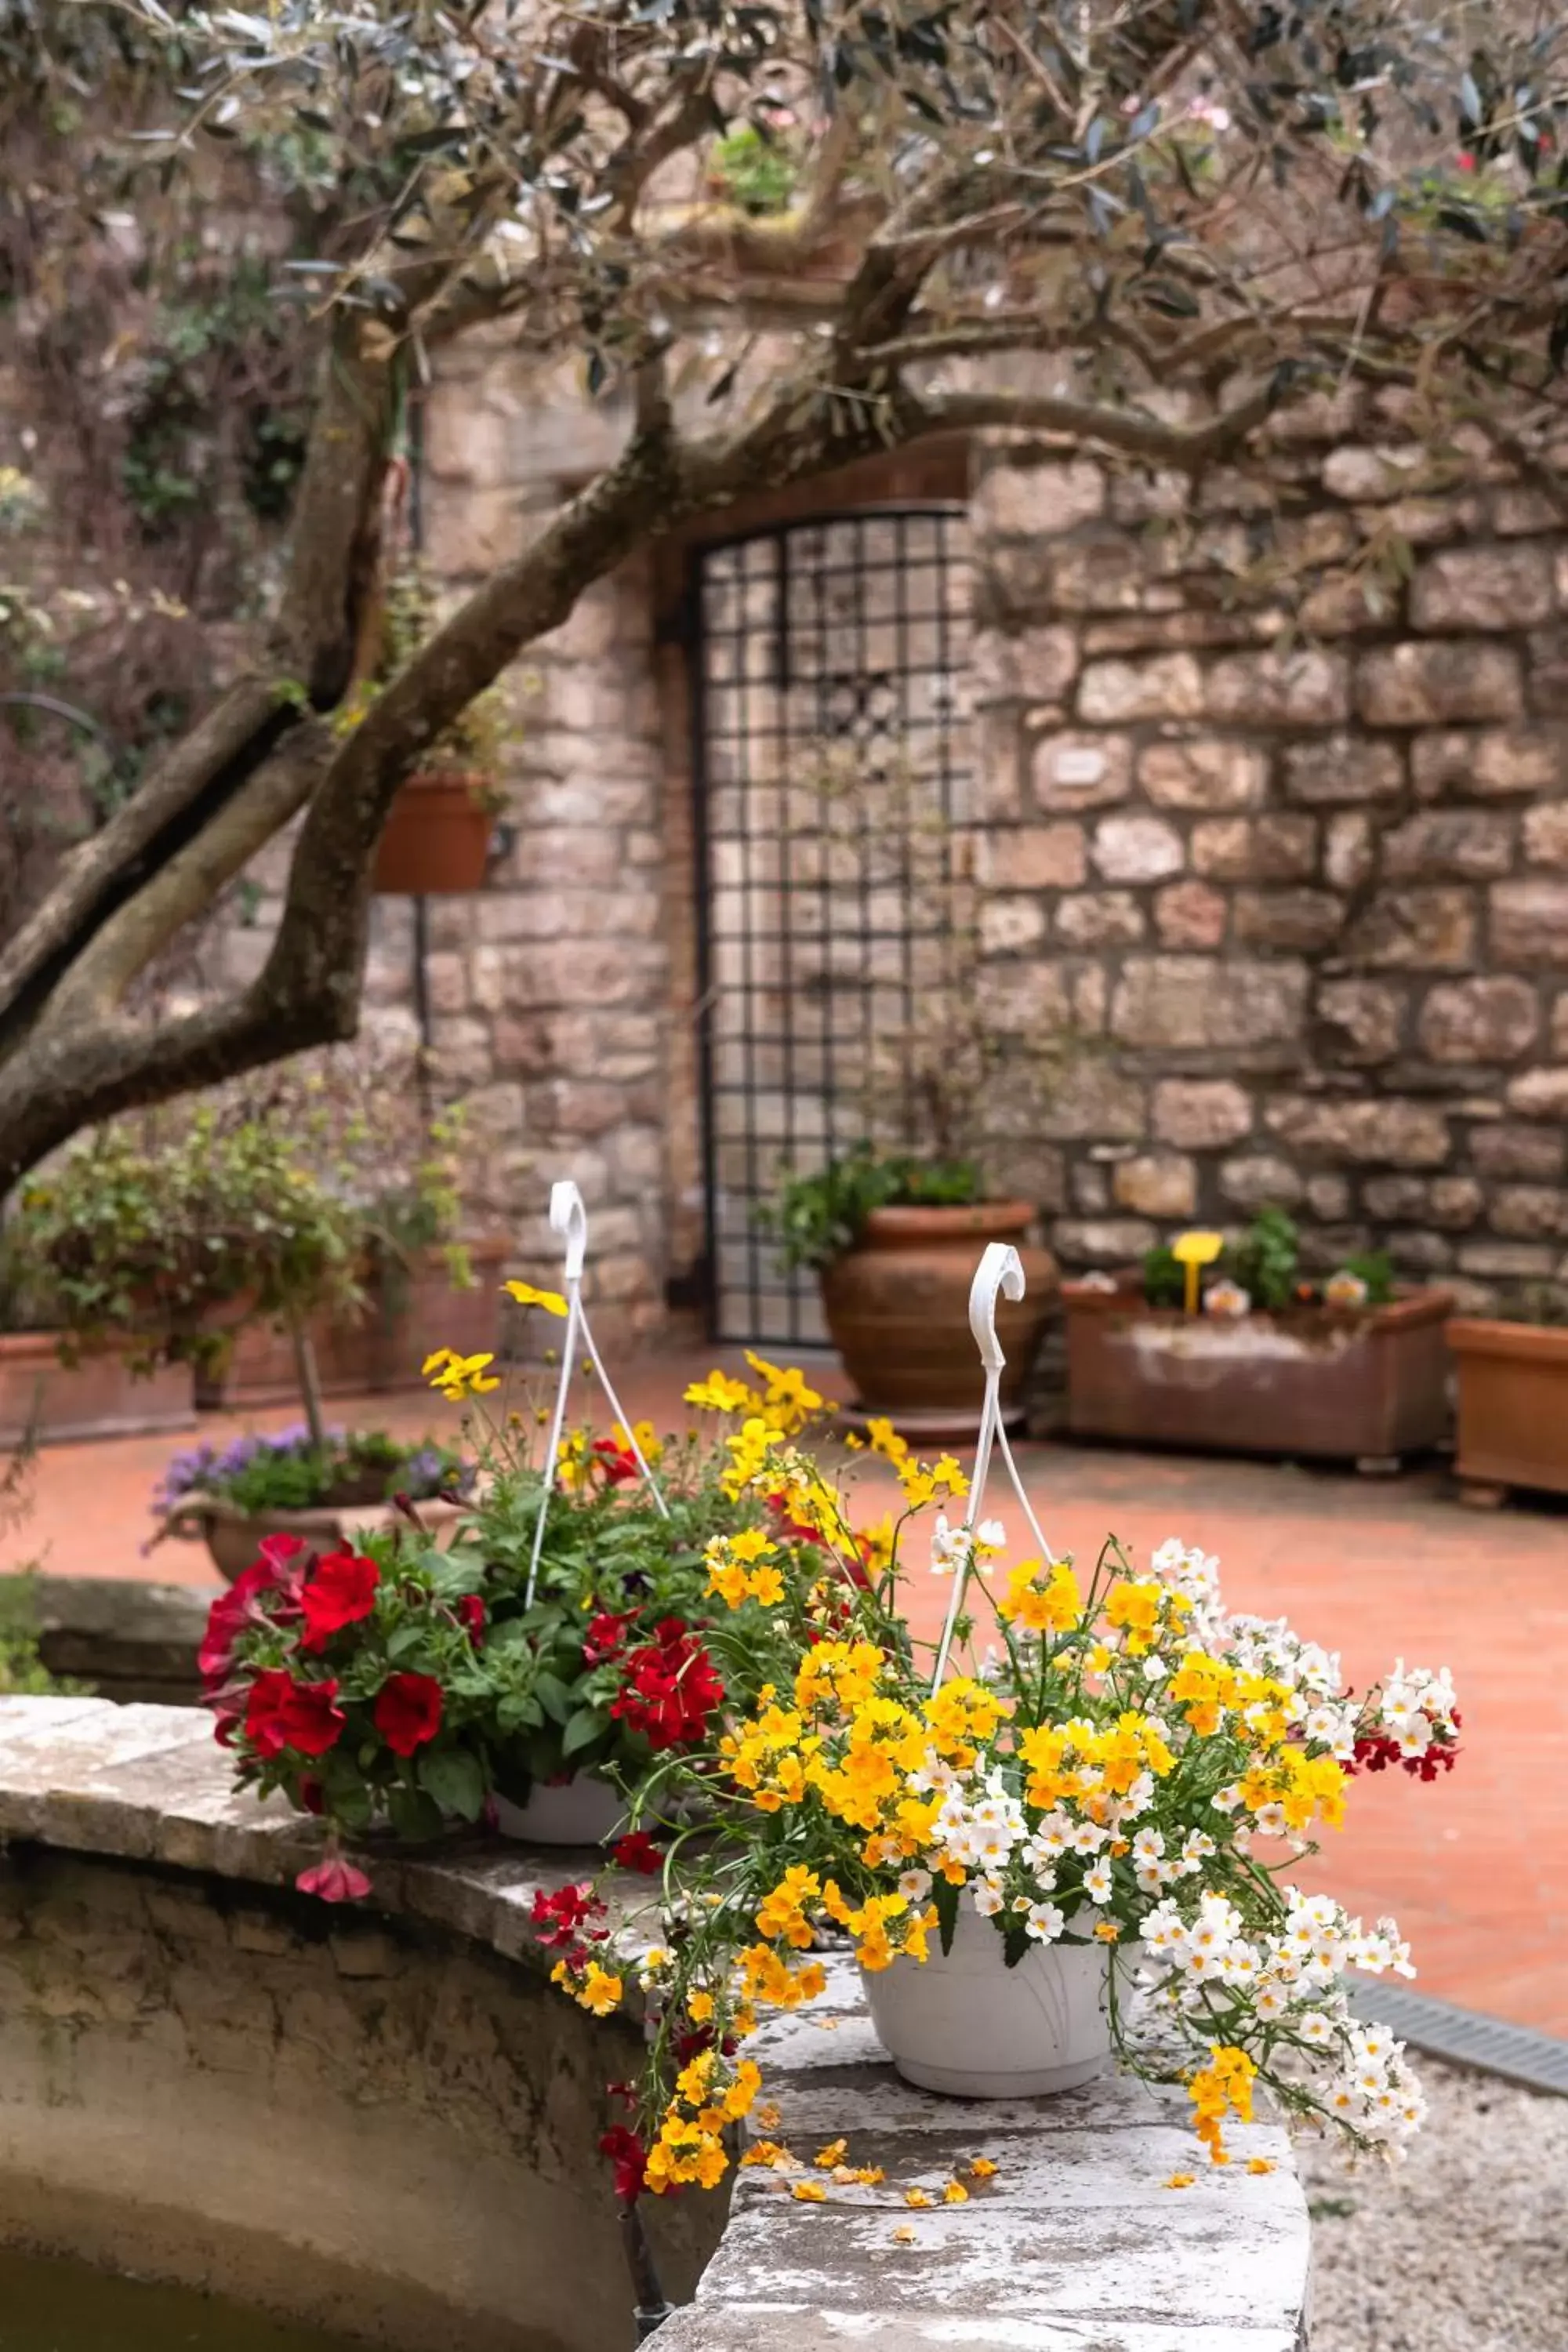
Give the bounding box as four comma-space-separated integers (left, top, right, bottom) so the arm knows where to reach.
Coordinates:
531, 1879, 605, 1952
458, 1595, 488, 1644
766, 1491, 822, 1548
584, 1608, 637, 1666
1457, 150, 1477, 171
1349, 1731, 1461, 1782
199, 1562, 276, 1684
593, 1438, 641, 1486
610, 1619, 724, 1750
255, 1532, 313, 1592
612, 1831, 664, 1875
299, 1551, 381, 1652
245, 1669, 347, 1759
296, 1855, 372, 1904
373, 1671, 445, 1756
599, 2124, 647, 2203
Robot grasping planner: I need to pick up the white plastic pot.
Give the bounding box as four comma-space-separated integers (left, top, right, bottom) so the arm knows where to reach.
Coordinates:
492, 1777, 626, 1848
862, 1900, 1139, 2098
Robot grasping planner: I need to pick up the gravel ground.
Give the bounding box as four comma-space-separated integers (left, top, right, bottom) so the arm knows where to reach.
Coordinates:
1298, 2058, 1568, 2352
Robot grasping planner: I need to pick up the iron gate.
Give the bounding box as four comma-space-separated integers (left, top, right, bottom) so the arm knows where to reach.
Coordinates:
691, 506, 975, 1345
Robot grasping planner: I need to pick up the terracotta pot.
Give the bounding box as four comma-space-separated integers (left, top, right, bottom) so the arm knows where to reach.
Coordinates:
1063, 1276, 1453, 1464
169, 1493, 469, 1584
372, 772, 493, 894
820, 1202, 1057, 1437
862, 1903, 1142, 2098
0, 1331, 194, 1448
1446, 1317, 1568, 1497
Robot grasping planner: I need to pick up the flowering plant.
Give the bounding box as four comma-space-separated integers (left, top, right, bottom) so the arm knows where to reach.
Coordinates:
154, 1425, 470, 1520
545, 1411, 1459, 2201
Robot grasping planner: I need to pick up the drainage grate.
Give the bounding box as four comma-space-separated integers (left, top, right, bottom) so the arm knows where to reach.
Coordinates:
1349, 1983, 1568, 2096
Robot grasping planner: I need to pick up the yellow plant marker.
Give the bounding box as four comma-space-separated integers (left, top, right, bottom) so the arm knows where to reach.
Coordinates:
1171, 1230, 1224, 1316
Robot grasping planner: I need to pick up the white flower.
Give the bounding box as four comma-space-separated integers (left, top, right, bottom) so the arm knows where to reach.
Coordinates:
1069, 1820, 1108, 1855
898, 1868, 932, 1904
1132, 1828, 1166, 1865
1083, 1860, 1114, 1905
971, 1878, 1005, 1918
1025, 1900, 1065, 1942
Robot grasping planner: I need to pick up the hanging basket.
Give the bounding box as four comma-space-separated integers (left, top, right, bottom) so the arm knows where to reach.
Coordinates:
372, 772, 493, 894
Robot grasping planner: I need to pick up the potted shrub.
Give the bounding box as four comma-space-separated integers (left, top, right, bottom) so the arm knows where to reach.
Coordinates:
543, 1415, 1458, 2206
362, 564, 508, 894
0, 1239, 194, 1447
199, 1342, 830, 1882
1062, 1207, 1452, 1468
1446, 1290, 1568, 1502
767, 1145, 1056, 1435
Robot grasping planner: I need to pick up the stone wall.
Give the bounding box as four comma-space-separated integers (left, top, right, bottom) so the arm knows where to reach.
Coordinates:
967, 397, 1568, 1310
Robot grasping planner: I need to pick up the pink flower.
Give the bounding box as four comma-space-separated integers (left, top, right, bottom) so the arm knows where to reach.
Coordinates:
296, 1855, 372, 1904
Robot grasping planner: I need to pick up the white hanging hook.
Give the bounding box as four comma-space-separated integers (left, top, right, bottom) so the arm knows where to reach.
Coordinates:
968, 1241, 1024, 1376
931, 1241, 1061, 1692
524, 1175, 669, 1606
550, 1179, 588, 1285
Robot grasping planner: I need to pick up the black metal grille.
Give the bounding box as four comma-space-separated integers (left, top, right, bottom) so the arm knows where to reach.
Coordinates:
691, 507, 974, 1345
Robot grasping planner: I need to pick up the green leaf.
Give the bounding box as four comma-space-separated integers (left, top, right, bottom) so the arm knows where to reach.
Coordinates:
932, 1871, 960, 1959
385, 1623, 430, 1661
417, 1747, 487, 1821
1001, 1923, 1032, 1971
561, 1706, 606, 1760
387, 1784, 445, 1845
533, 1670, 572, 1722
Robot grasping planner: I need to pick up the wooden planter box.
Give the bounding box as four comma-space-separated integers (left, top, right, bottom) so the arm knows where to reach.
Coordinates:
195, 1242, 511, 1409
1063, 1279, 1454, 1465
1446, 1317, 1568, 1498
0, 1332, 194, 1448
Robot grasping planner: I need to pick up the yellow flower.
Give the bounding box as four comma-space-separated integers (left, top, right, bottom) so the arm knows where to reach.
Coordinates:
754, 2102, 782, 2132
942, 2180, 969, 2205
612, 1418, 662, 1465
903, 2187, 933, 2209
998, 1558, 1083, 1635
814, 2140, 848, 2169
966, 2157, 999, 2180
891, 2224, 916, 2244
1247, 2158, 1277, 2176
1164, 2172, 1196, 2190
791, 2181, 827, 2203
688, 1990, 715, 2023
745, 1350, 830, 1436
424, 1348, 500, 1399
503, 1279, 568, 1318
865, 1416, 909, 1465
739, 2139, 795, 2171
684, 1369, 756, 1414
577, 1963, 622, 2017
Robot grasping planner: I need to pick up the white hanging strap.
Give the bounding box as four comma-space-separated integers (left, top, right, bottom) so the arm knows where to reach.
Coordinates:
930, 1240, 1060, 1692
524, 1179, 669, 1606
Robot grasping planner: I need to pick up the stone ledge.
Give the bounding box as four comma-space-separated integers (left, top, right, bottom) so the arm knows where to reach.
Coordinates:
0, 1698, 1312, 2351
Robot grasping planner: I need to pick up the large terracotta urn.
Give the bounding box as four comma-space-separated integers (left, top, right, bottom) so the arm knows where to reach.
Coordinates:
820, 1201, 1057, 1438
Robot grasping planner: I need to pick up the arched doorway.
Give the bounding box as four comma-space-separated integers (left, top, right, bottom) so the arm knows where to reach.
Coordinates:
691, 506, 975, 1345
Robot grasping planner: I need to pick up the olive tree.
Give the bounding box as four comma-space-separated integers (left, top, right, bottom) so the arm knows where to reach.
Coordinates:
2, 0, 1566, 1193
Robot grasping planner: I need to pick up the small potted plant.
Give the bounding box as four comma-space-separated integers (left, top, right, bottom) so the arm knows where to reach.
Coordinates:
0, 1221, 194, 1448
1446, 1288, 1568, 1503
200, 1341, 828, 1878
1062, 1207, 1453, 1468
766, 1144, 1057, 1435
543, 1417, 1458, 2206
365, 564, 508, 894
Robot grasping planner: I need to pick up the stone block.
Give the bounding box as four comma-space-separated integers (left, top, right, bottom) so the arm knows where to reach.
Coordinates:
1348, 888, 1476, 970
1315, 978, 1406, 1063
1138, 739, 1269, 811
1073, 1163, 1110, 1211
975, 459, 1106, 537
1324, 812, 1374, 892
1110, 956, 1309, 1050
980, 824, 1087, 891
1417, 978, 1540, 1063
1527, 624, 1568, 715
1355, 642, 1524, 727
1045, 535, 1148, 612
972, 626, 1080, 706
1410, 543, 1555, 631
1030, 731, 1133, 811
1192, 815, 1318, 882
1090, 815, 1185, 884
1382, 810, 1515, 881
1362, 1175, 1481, 1228
1204, 647, 1351, 727
1076, 654, 1204, 724
1155, 880, 1228, 949
1506, 1066, 1568, 1120
1489, 1186, 1568, 1239
979, 896, 1049, 955
1281, 736, 1405, 806
1491, 880, 1568, 966
1554, 992, 1568, 1056
1233, 890, 1345, 952
1152, 1079, 1254, 1149
1410, 727, 1565, 800
1220, 1155, 1304, 1210
1323, 444, 1434, 499
1472, 1123, 1566, 1178
1458, 1240, 1559, 1279
1054, 891, 1147, 946
1051, 1217, 1160, 1267
1265, 1096, 1450, 1167
1307, 1174, 1352, 1218
1036, 1063, 1149, 1142
1112, 1153, 1197, 1218
1523, 804, 1568, 869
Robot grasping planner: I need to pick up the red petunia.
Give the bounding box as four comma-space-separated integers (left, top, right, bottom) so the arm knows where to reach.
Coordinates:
299, 1551, 381, 1652
373, 1671, 445, 1756
458, 1595, 488, 1644
592, 1438, 641, 1486
531, 1879, 605, 1954
584, 1607, 637, 1666
296, 1854, 372, 1904
599, 2123, 648, 2203
612, 1831, 663, 1876
245, 1668, 347, 1759
610, 1619, 724, 1751
200, 1562, 276, 1684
